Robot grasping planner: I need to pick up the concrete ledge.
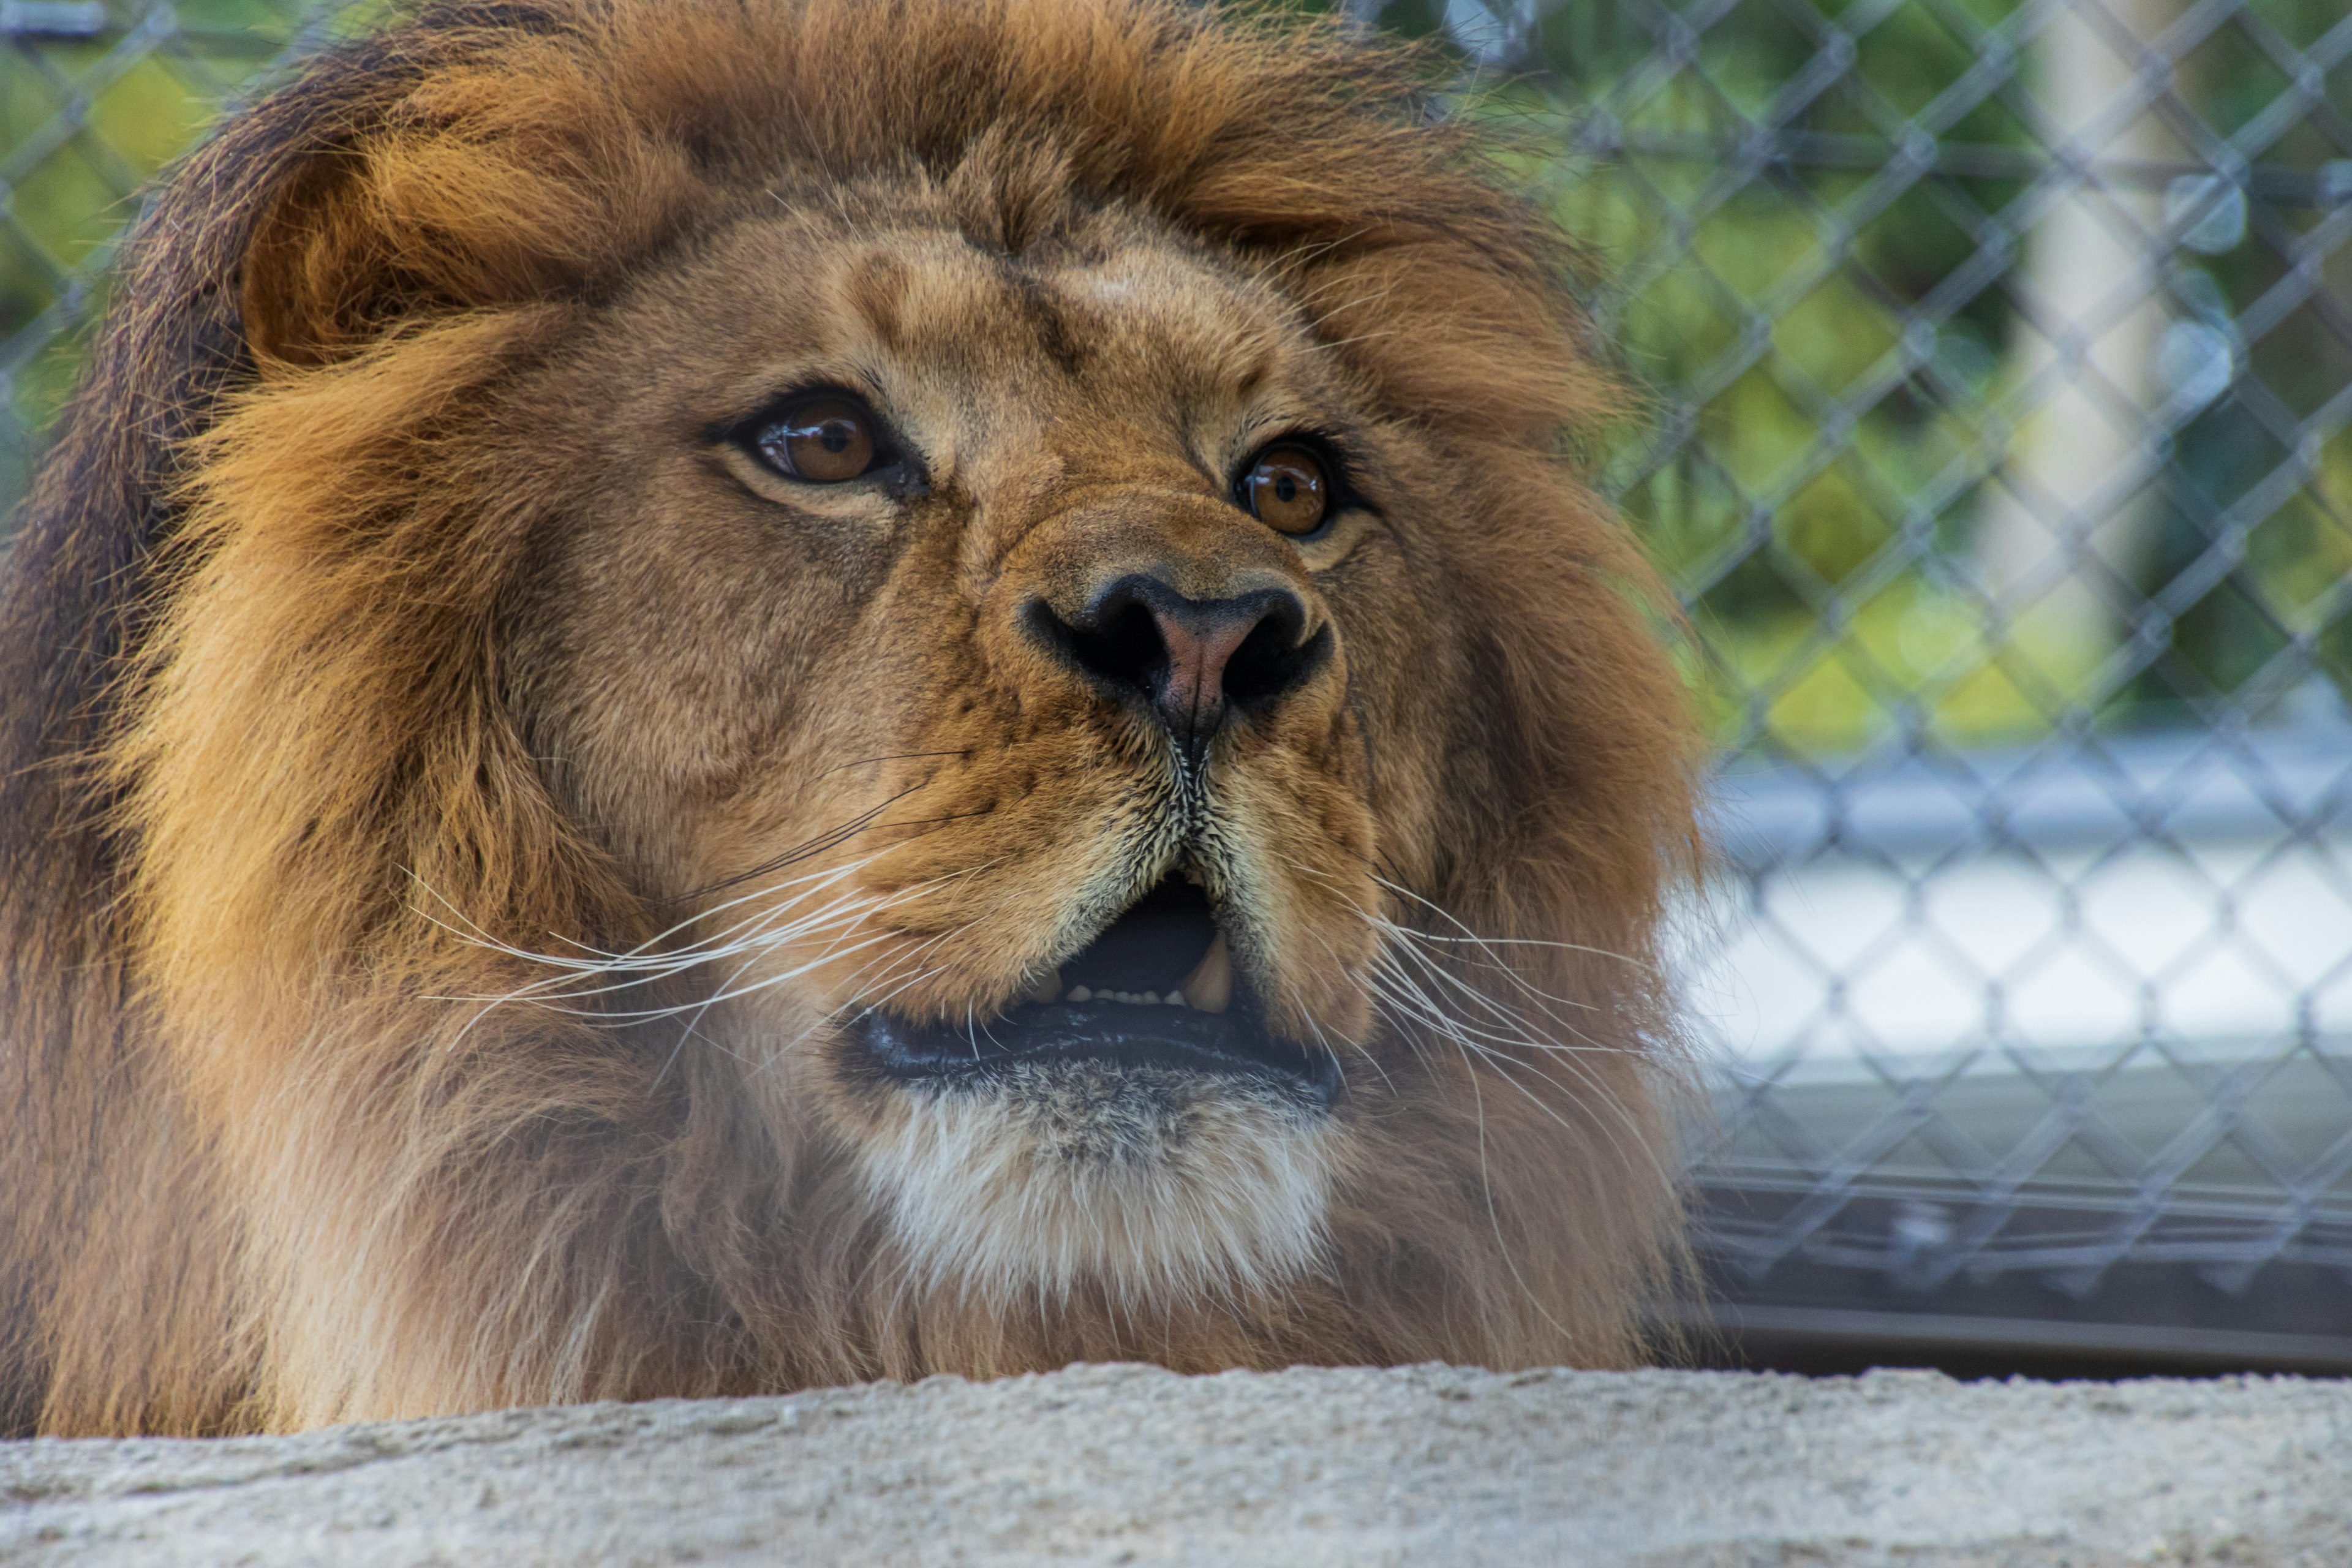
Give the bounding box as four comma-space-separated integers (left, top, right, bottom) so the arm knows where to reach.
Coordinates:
4, 1363, 2348, 1565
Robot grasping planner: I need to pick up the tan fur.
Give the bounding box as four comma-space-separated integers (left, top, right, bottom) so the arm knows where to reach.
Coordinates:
0, 0, 1700, 1436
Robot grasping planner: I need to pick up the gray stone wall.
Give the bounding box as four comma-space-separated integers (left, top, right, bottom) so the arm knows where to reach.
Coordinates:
5, 1363, 2349, 1566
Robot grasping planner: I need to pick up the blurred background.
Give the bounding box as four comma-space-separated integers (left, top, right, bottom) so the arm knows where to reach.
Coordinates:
5, 0, 2349, 1374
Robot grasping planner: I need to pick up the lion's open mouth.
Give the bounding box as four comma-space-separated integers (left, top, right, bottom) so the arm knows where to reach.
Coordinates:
855, 876, 1340, 1104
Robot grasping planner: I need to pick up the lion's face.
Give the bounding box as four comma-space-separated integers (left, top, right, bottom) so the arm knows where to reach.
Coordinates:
506, 197, 1463, 1296
81, 0, 1700, 1422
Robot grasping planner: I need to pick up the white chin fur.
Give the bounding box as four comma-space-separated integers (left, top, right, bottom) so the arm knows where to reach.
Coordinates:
855, 1060, 1337, 1306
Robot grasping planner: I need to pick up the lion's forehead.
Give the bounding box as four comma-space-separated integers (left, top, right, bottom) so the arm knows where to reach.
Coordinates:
829, 210, 1285, 342
622, 209, 1320, 459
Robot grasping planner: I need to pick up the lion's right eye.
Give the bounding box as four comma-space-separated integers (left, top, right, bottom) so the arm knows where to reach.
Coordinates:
749, 396, 884, 483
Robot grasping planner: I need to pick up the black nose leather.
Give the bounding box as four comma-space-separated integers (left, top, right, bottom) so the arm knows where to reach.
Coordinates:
1027, 574, 1331, 746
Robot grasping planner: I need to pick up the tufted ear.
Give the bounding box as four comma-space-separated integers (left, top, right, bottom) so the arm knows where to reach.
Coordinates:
240, 156, 401, 367
238, 56, 704, 366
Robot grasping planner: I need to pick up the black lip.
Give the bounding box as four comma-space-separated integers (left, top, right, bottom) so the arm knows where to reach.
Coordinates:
856, 1000, 1341, 1107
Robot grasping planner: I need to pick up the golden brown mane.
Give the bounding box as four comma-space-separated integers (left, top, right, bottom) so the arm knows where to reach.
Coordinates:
0, 0, 1698, 1436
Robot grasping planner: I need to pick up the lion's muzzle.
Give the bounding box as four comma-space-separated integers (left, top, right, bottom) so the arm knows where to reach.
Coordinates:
854, 873, 1341, 1107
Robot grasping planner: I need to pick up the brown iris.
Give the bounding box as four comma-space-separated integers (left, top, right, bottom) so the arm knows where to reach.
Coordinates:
758, 396, 878, 482
1240, 444, 1330, 536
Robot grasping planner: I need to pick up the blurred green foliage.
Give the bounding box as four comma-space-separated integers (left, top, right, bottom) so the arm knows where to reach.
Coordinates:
0, 1, 374, 511
4, 0, 2348, 757
1382, 0, 2352, 755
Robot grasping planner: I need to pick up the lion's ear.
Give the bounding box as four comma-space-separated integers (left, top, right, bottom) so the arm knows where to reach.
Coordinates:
237, 65, 701, 367
239, 156, 411, 368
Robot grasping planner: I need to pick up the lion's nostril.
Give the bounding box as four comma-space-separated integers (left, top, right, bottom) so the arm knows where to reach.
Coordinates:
1066, 595, 1168, 695
1026, 575, 1329, 747
1220, 600, 1321, 709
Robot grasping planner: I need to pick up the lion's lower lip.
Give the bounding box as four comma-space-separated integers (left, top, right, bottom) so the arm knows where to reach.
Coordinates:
854, 1001, 1340, 1105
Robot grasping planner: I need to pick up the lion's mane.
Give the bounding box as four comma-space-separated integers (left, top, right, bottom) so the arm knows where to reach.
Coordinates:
0, 0, 1699, 1436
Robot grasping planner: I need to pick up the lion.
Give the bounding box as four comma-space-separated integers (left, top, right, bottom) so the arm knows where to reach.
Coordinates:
0, 0, 1701, 1436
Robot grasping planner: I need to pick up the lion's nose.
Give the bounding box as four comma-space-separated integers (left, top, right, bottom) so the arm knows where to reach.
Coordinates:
1027, 573, 1332, 748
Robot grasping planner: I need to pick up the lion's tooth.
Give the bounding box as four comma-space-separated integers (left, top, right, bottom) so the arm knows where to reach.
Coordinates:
1179, 933, 1232, 1014
1067, 985, 1093, 1003
1025, 968, 1063, 1005
1166, 989, 1186, 1007
1139, 990, 1161, 1005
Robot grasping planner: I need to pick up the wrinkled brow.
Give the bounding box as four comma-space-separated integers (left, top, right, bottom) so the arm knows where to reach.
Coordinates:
840, 247, 913, 353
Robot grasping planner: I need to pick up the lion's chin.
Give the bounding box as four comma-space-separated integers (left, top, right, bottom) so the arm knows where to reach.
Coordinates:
851, 1058, 1341, 1304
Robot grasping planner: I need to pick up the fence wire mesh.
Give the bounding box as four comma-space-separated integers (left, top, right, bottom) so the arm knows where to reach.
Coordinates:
1391, 0, 2352, 1355
6, 0, 2350, 1357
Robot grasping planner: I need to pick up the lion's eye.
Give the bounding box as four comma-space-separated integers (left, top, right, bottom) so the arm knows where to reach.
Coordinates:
753, 396, 882, 483
1238, 445, 1330, 536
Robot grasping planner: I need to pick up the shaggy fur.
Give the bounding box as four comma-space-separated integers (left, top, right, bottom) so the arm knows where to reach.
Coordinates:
0, 0, 1701, 1436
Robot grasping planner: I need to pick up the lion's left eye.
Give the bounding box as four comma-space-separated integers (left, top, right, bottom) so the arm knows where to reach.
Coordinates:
1237, 443, 1331, 537
749, 395, 886, 483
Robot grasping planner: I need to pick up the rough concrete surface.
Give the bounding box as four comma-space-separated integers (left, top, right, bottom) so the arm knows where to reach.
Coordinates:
3, 1363, 2348, 1566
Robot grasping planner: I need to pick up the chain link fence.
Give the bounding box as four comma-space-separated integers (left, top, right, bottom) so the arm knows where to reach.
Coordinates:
7, 0, 2351, 1368
1380, 0, 2352, 1366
